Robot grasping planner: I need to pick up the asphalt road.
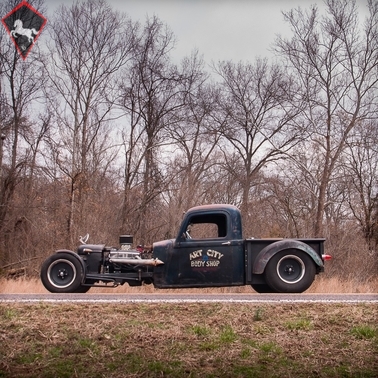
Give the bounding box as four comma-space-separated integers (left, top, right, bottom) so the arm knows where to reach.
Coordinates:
0, 293, 377, 303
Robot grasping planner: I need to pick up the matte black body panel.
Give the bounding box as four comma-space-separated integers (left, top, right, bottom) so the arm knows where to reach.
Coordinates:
42, 204, 327, 292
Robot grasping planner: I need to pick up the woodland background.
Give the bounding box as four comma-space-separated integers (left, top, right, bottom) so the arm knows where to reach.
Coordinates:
0, 0, 377, 282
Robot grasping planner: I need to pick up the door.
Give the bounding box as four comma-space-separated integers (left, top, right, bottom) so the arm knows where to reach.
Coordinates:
175, 218, 244, 287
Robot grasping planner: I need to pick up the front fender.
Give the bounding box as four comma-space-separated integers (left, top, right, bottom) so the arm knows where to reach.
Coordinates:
252, 240, 323, 275
56, 250, 86, 283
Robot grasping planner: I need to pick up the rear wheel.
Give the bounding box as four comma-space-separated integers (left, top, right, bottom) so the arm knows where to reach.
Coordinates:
41, 253, 84, 293
264, 250, 316, 293
251, 284, 277, 293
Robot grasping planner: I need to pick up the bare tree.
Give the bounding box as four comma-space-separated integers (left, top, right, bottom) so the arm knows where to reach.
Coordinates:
344, 120, 378, 248
46, 0, 134, 244
0, 0, 48, 265
275, 0, 378, 236
163, 58, 223, 232
265, 141, 351, 239
214, 58, 300, 221
119, 17, 199, 243
166, 56, 214, 199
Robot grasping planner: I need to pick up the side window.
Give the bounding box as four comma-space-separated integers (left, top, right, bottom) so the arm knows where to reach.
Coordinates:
189, 223, 218, 239
185, 213, 227, 239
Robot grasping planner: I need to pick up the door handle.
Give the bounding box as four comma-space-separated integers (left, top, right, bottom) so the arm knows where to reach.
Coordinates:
222, 241, 231, 245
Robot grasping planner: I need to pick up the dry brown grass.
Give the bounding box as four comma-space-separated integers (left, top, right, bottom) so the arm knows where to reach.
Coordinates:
0, 275, 377, 294
1, 276, 377, 377
0, 301, 377, 377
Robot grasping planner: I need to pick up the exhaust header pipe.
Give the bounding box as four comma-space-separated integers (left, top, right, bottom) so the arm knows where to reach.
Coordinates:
109, 257, 164, 266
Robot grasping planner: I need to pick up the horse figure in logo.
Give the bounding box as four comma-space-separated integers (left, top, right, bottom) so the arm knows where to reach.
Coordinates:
11, 19, 39, 44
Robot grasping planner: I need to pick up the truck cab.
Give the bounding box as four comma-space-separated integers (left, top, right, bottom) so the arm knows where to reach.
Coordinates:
153, 205, 245, 288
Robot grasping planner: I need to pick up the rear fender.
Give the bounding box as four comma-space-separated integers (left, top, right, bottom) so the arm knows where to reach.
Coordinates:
56, 250, 86, 283
252, 240, 323, 275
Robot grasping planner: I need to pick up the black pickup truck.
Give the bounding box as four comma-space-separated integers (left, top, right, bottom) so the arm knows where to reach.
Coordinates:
40, 204, 330, 293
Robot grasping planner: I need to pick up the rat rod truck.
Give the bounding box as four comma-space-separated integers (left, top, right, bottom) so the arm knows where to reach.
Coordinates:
40, 204, 331, 293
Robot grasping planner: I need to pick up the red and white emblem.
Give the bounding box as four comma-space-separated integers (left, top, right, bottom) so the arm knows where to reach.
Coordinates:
2, 1, 47, 60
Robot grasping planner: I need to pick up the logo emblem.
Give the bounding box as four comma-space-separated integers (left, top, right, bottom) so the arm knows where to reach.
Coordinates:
189, 249, 224, 269
2, 1, 47, 60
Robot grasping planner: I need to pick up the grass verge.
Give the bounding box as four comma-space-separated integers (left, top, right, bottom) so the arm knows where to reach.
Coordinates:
0, 302, 377, 377
1, 276, 378, 294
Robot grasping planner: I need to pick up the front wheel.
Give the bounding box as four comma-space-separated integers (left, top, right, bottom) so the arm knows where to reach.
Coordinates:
264, 250, 316, 293
73, 285, 91, 293
41, 253, 84, 293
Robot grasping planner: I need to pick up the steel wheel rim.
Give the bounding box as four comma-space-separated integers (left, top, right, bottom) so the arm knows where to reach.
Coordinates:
276, 254, 305, 284
47, 259, 77, 288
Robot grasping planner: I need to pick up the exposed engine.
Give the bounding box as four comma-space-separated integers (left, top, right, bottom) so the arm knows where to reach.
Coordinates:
107, 235, 160, 266
77, 234, 162, 278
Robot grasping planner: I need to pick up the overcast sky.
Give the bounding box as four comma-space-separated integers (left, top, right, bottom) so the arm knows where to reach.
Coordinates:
48, 0, 370, 64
